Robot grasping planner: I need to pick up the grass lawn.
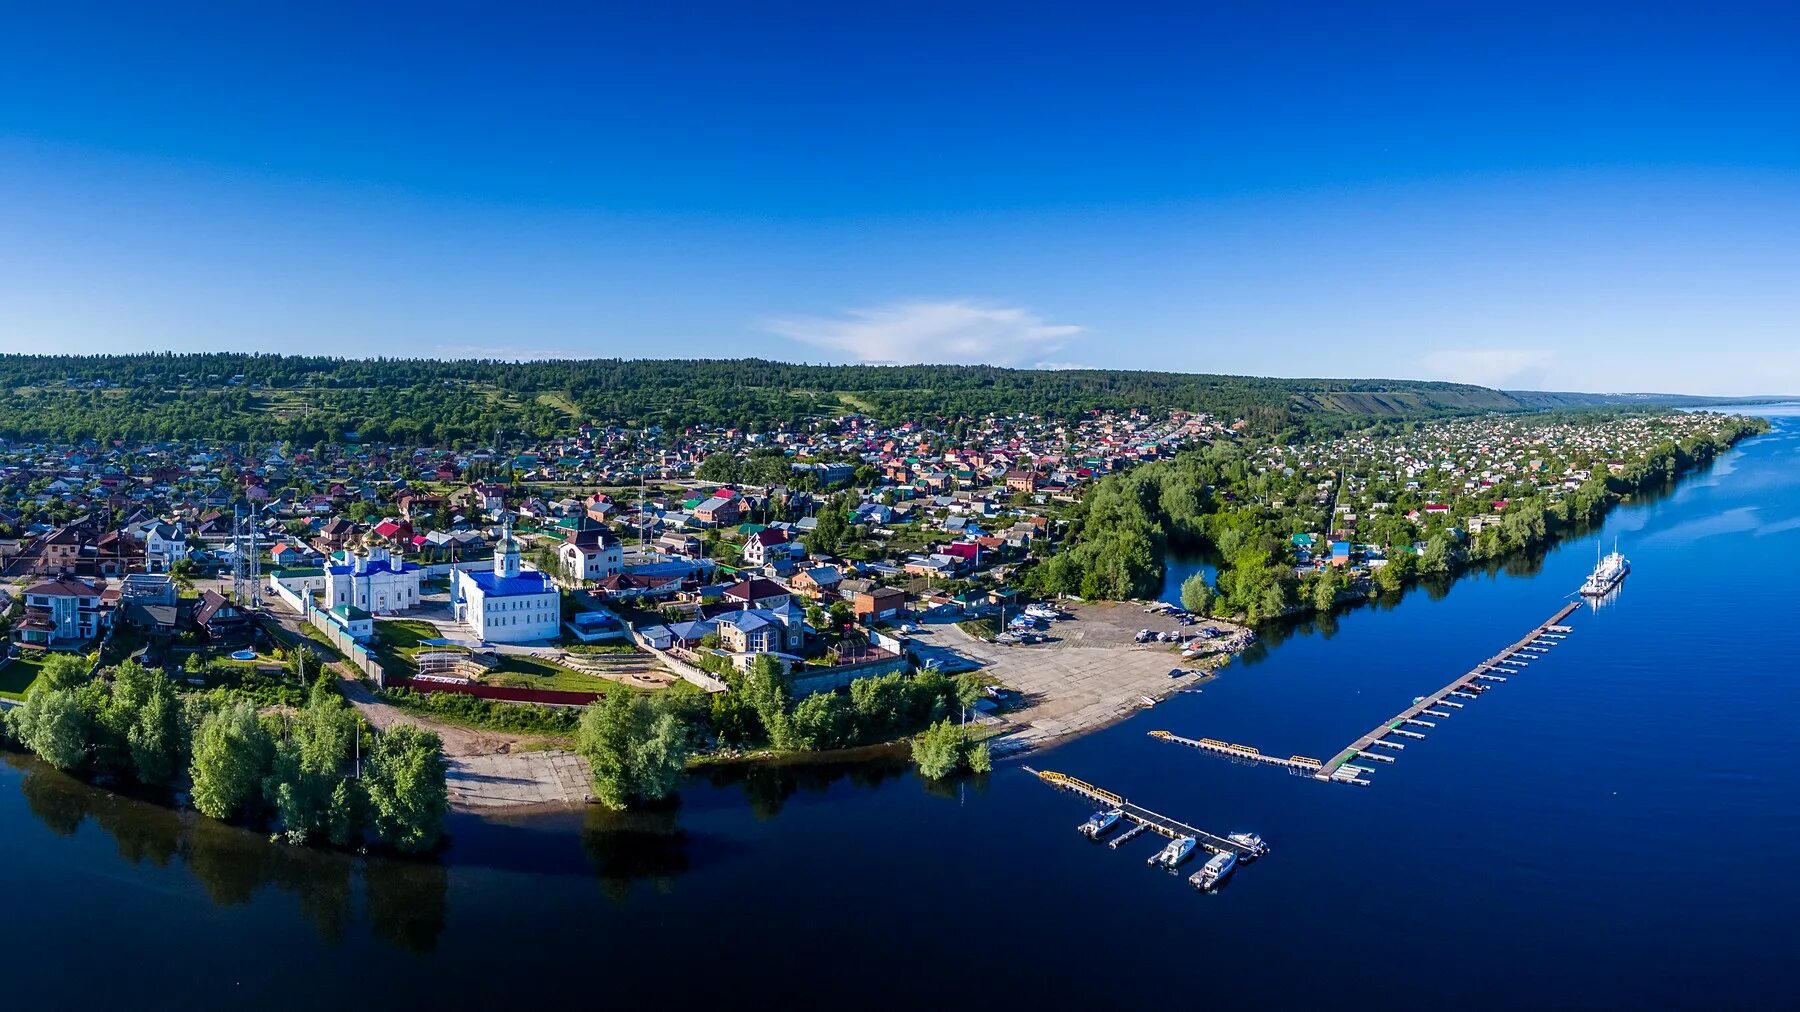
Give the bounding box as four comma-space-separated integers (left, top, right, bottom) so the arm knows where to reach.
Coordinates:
956, 617, 998, 641
486, 654, 634, 693
372, 619, 446, 677
0, 653, 51, 700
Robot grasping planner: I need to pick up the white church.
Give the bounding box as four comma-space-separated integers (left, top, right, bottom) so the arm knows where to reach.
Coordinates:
325, 545, 423, 614
453, 526, 561, 643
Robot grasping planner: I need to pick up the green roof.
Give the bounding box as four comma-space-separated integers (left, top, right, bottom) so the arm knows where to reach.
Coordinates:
330, 603, 371, 622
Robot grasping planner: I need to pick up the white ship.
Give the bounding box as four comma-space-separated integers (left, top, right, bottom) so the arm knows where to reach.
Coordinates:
1580, 540, 1630, 597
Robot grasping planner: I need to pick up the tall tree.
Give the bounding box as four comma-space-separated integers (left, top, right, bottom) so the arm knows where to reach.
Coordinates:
363, 725, 449, 853
190, 701, 273, 820
577, 692, 692, 810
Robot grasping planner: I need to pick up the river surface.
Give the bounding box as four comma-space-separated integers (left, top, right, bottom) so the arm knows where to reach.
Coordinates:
5, 408, 1799, 1009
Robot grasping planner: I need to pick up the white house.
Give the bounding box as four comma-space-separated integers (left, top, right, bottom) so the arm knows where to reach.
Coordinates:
137, 521, 187, 573
325, 546, 422, 614
14, 577, 108, 649
454, 527, 561, 643
558, 528, 623, 584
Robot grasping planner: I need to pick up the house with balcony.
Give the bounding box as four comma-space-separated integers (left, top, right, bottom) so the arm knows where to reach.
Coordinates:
14, 577, 109, 650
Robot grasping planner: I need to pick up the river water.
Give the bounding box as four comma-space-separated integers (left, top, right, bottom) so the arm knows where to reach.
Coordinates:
4, 408, 1798, 1009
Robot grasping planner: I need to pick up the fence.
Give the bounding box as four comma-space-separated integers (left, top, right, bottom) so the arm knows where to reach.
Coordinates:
267, 578, 309, 615
303, 605, 388, 687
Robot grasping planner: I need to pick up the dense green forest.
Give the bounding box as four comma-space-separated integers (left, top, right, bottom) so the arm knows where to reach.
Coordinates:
0, 352, 1571, 446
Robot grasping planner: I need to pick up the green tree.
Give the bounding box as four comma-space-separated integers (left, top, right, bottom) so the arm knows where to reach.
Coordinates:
1420, 534, 1454, 575
1311, 568, 1343, 614
40, 652, 92, 690
1179, 572, 1216, 616
9, 685, 92, 770
263, 680, 358, 844
790, 691, 854, 751
911, 718, 980, 779
742, 655, 793, 749
577, 692, 692, 810
190, 701, 273, 820
363, 724, 449, 853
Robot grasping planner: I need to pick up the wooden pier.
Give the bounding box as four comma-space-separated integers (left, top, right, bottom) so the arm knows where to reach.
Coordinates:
1312, 602, 1578, 781
1147, 602, 1580, 787
1147, 730, 1323, 775
1024, 768, 1262, 858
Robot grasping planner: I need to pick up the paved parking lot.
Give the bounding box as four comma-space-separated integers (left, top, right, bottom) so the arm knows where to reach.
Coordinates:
446, 750, 593, 809
920, 602, 1248, 753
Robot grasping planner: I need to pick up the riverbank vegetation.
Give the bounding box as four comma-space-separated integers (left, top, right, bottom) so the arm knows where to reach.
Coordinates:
1031, 412, 1767, 623
2, 660, 448, 853
572, 655, 990, 808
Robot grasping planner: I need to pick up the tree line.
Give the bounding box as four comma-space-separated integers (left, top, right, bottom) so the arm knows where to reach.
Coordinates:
573, 657, 992, 808
0, 352, 1543, 445
2, 656, 448, 853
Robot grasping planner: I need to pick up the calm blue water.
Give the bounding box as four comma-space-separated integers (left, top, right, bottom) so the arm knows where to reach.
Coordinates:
3, 408, 1797, 1009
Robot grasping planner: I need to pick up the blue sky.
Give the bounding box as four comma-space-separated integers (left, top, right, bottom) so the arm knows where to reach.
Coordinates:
2, 2, 1797, 394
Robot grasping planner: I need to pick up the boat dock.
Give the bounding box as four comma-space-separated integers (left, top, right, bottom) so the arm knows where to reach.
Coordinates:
1147, 602, 1579, 787
1147, 730, 1323, 775
1312, 602, 1579, 782
1024, 768, 1262, 859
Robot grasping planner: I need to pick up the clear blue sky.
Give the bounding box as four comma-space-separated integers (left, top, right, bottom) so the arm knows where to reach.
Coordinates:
2, 2, 1797, 394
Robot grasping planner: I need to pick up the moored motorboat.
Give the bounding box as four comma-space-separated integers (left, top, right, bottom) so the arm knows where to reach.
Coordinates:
1078, 808, 1123, 839
1190, 850, 1237, 890
1148, 835, 1196, 868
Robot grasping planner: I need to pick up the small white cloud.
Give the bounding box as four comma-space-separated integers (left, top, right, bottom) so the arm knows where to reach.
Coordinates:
1423, 348, 1556, 389
765, 299, 1082, 367
1033, 361, 1097, 371
432, 344, 564, 362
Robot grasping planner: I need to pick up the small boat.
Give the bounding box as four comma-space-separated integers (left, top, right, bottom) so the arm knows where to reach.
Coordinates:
1169, 667, 1189, 679
1226, 832, 1269, 859
1149, 836, 1197, 868
1190, 851, 1237, 890
1079, 808, 1123, 839
1138, 695, 1157, 707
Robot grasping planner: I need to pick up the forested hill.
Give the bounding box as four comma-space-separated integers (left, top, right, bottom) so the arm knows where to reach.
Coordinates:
0, 352, 1610, 446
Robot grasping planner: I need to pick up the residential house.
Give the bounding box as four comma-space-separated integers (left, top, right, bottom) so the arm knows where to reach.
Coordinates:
559, 528, 624, 584
14, 577, 108, 649
852, 586, 908, 622
190, 590, 251, 643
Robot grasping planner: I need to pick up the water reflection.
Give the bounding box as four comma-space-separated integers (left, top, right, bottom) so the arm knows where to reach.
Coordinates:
695, 751, 914, 820
4, 753, 448, 953
580, 805, 689, 901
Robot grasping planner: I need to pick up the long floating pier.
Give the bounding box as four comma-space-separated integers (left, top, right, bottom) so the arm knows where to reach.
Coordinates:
1148, 731, 1324, 774
1024, 767, 1261, 858
1149, 602, 1580, 787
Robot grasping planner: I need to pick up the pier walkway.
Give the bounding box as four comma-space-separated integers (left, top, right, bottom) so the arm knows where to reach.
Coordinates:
1149, 602, 1580, 787
1024, 768, 1260, 858
1148, 730, 1323, 775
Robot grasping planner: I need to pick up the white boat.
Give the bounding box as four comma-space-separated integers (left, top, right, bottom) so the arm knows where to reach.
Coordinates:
1226, 832, 1269, 859
1079, 808, 1123, 839
1580, 539, 1630, 596
1148, 836, 1197, 868
1190, 851, 1237, 890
